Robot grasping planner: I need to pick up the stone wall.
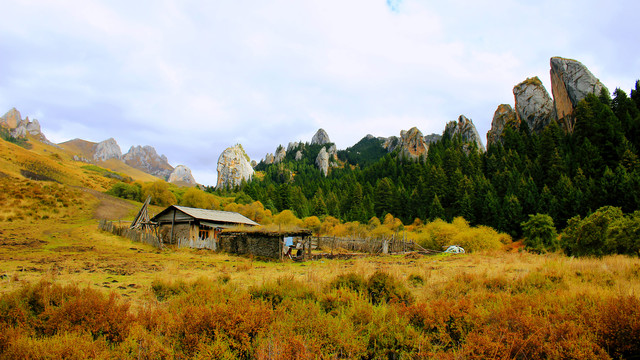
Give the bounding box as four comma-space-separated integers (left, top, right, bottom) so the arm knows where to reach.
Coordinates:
218, 233, 282, 259
158, 223, 191, 244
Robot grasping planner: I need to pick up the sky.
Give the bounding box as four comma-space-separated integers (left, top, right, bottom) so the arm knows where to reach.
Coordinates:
1, 0, 639, 186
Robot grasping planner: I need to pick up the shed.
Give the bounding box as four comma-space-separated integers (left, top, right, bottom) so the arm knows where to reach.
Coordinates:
150, 205, 259, 244
218, 228, 313, 260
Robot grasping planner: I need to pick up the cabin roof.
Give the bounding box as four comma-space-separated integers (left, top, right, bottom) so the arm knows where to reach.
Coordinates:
151, 205, 260, 227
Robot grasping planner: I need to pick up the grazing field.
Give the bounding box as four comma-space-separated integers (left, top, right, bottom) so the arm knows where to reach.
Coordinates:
1, 178, 639, 359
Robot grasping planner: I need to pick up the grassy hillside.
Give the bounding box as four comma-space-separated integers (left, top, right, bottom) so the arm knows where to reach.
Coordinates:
1, 136, 639, 358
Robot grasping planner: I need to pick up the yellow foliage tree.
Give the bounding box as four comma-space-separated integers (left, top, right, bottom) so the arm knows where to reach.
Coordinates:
303, 216, 322, 235
141, 181, 176, 207
273, 210, 301, 227
181, 188, 218, 209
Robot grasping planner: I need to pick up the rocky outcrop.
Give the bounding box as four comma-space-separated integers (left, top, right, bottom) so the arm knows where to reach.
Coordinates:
1, 108, 50, 142
274, 146, 287, 164
123, 145, 173, 180
0, 108, 21, 129
311, 128, 331, 145
550, 57, 608, 133
513, 77, 556, 134
93, 138, 122, 162
444, 115, 485, 152
168, 165, 197, 186
295, 150, 303, 161
487, 104, 518, 146
316, 147, 329, 176
287, 142, 300, 152
328, 144, 338, 161
264, 153, 275, 165
424, 134, 442, 145
399, 127, 429, 160
216, 144, 254, 188
382, 136, 400, 152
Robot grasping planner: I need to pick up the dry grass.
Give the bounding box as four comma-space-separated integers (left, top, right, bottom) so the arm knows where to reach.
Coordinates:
1, 140, 640, 358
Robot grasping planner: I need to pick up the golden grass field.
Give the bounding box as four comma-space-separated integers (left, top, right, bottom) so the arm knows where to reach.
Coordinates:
1, 137, 640, 359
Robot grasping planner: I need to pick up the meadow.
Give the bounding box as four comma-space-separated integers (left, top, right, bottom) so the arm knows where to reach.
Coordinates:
1, 177, 640, 359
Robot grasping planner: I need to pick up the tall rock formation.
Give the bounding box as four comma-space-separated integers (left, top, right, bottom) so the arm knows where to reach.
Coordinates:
93, 138, 122, 162
311, 128, 331, 145
550, 57, 608, 133
0, 108, 21, 129
513, 77, 557, 133
123, 145, 174, 180
168, 165, 197, 186
274, 146, 287, 163
1, 108, 50, 142
486, 104, 518, 146
216, 144, 254, 188
398, 127, 429, 160
444, 115, 485, 152
264, 153, 275, 165
316, 147, 329, 176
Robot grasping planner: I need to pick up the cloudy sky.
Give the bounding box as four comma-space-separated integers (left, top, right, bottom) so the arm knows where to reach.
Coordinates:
1, 0, 639, 186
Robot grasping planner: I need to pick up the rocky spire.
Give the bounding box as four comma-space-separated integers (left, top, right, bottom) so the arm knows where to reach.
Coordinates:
122, 145, 173, 179
487, 104, 518, 146
513, 77, 557, 134
168, 165, 197, 186
216, 144, 254, 188
316, 147, 329, 176
311, 128, 331, 145
93, 138, 122, 162
550, 57, 608, 133
444, 115, 485, 152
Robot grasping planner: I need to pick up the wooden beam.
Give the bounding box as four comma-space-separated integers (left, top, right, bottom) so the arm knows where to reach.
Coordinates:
170, 208, 176, 244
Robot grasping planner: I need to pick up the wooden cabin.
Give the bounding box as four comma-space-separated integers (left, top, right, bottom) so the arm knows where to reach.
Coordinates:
150, 205, 259, 245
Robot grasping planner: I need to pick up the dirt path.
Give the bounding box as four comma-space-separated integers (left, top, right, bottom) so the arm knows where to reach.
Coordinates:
77, 187, 137, 220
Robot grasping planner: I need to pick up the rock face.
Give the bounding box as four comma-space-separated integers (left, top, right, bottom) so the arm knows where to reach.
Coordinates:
513, 77, 557, 134
1, 108, 50, 142
93, 138, 122, 162
123, 145, 174, 180
327, 144, 338, 161
216, 144, 254, 188
487, 104, 518, 146
295, 150, 303, 161
274, 146, 287, 164
316, 147, 329, 176
424, 133, 442, 145
444, 115, 485, 152
397, 127, 429, 160
287, 142, 300, 152
550, 57, 608, 133
311, 128, 331, 145
264, 153, 275, 165
168, 165, 197, 186
0, 108, 22, 129
382, 136, 400, 152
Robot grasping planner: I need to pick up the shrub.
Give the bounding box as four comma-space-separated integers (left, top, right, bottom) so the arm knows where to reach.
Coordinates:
521, 213, 558, 253
561, 206, 624, 256
596, 296, 640, 359
328, 273, 367, 293
249, 277, 317, 308
366, 271, 413, 305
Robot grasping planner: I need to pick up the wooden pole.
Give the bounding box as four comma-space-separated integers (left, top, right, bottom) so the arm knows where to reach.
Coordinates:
170, 208, 176, 244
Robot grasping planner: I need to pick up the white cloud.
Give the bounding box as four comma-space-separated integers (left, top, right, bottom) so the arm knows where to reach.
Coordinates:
1, 0, 639, 186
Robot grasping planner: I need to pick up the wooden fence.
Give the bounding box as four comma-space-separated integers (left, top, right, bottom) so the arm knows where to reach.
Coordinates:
177, 237, 216, 251
311, 235, 421, 255
98, 219, 163, 249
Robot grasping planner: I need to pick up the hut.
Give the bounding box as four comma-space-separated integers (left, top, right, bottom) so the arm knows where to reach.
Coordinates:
218, 228, 313, 260
150, 205, 259, 245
